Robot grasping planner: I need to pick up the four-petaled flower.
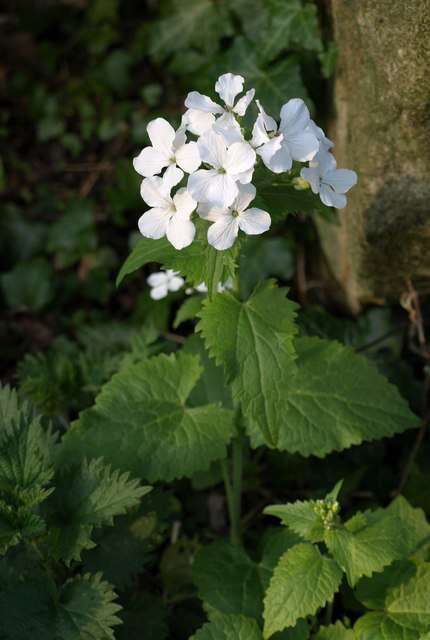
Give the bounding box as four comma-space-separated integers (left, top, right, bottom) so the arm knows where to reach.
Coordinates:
139, 166, 197, 249
198, 183, 271, 251
133, 118, 200, 178
252, 99, 319, 173
300, 150, 357, 209
147, 269, 184, 300
188, 130, 256, 209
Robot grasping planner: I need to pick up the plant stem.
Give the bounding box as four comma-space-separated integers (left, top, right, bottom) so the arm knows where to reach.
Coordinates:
207, 248, 224, 300
221, 436, 244, 545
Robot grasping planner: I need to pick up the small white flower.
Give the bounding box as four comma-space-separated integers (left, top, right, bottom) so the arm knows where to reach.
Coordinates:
198, 183, 271, 251
139, 166, 197, 249
252, 99, 319, 173
183, 73, 255, 137
147, 269, 184, 300
308, 120, 334, 152
300, 150, 357, 209
133, 118, 201, 178
187, 130, 256, 209
186, 279, 233, 295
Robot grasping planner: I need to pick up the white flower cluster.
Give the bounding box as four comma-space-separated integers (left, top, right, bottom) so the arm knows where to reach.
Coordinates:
147, 269, 231, 300
133, 73, 357, 252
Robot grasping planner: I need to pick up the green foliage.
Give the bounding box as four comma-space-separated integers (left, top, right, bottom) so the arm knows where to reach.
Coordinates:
1, 258, 54, 311
190, 613, 262, 640
314, 622, 353, 639
47, 199, 97, 269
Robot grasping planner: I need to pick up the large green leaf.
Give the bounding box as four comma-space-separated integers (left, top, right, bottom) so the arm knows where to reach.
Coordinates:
314, 622, 354, 639
263, 543, 343, 638
197, 281, 298, 447
60, 352, 235, 482
190, 614, 262, 640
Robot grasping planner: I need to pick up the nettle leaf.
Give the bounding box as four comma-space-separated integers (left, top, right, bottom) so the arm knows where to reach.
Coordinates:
46, 458, 150, 565
354, 563, 430, 639
263, 543, 343, 638
174, 295, 203, 328
190, 613, 262, 640
57, 572, 122, 640
314, 622, 354, 639
61, 352, 235, 482
275, 337, 419, 456
264, 500, 325, 543
197, 281, 298, 448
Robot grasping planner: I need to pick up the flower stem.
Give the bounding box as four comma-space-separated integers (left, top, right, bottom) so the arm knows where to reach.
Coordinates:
221, 436, 244, 545
207, 248, 224, 300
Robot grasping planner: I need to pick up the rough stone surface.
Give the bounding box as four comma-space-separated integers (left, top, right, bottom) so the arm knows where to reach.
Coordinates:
317, 0, 430, 312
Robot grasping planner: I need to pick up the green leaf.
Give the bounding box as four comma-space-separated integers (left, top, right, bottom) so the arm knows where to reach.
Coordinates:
46, 458, 150, 564
355, 560, 417, 611
47, 199, 97, 268
183, 335, 233, 408
197, 281, 298, 448
1, 258, 55, 311
263, 543, 343, 638
190, 613, 262, 640
0, 576, 57, 640
274, 337, 419, 456
239, 237, 295, 299
57, 573, 122, 640
259, 529, 303, 590
193, 541, 265, 619
314, 622, 354, 639
264, 500, 325, 543
354, 612, 419, 640
174, 296, 203, 328
61, 352, 235, 482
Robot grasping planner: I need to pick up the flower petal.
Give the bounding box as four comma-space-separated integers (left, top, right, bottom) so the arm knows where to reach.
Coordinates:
188, 170, 238, 208
251, 114, 270, 147
319, 184, 347, 209
150, 283, 169, 300
168, 275, 185, 291
166, 215, 196, 250
238, 208, 271, 236
214, 113, 244, 145
233, 88, 255, 116
140, 177, 170, 207
224, 142, 256, 176
280, 98, 311, 136
324, 169, 357, 194
215, 73, 244, 108
147, 118, 176, 156
207, 216, 239, 250
284, 130, 319, 162
300, 167, 320, 194
312, 150, 337, 172
185, 91, 223, 114
259, 138, 292, 173
309, 120, 334, 150
197, 202, 227, 222
133, 147, 169, 178
175, 141, 201, 174
138, 208, 169, 239
160, 166, 184, 197
233, 183, 256, 213
173, 188, 197, 217
147, 271, 168, 287
197, 130, 227, 169
182, 109, 215, 135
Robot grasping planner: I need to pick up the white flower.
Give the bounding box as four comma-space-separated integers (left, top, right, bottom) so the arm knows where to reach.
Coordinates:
252, 99, 319, 173
198, 183, 271, 250
183, 73, 254, 136
186, 279, 233, 295
309, 120, 334, 152
187, 130, 256, 209
139, 166, 197, 249
300, 150, 357, 209
147, 269, 184, 300
133, 118, 201, 178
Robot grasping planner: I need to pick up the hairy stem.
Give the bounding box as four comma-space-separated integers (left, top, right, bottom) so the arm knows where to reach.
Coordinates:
207, 248, 224, 300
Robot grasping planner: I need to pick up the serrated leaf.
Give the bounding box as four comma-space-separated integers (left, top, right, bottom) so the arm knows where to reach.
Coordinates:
61, 352, 235, 482
190, 613, 262, 640
174, 296, 203, 328
193, 541, 265, 619
57, 573, 122, 640
183, 334, 233, 408
264, 500, 324, 543
263, 543, 343, 638
314, 622, 354, 639
354, 611, 419, 640
274, 337, 419, 456
259, 529, 303, 590
197, 281, 298, 447
355, 560, 417, 610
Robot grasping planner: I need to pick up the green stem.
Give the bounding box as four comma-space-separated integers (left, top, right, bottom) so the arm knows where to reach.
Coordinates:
221, 436, 244, 545
207, 248, 224, 301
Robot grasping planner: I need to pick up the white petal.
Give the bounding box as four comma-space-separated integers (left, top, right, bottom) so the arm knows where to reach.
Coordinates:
313, 150, 337, 172
233, 88, 255, 116
207, 216, 239, 250
300, 167, 320, 194
236, 168, 254, 184
213, 113, 244, 145
280, 99, 311, 136
257, 100, 278, 132
233, 183, 256, 213
197, 130, 227, 169
285, 130, 319, 162
238, 207, 271, 236
147, 271, 168, 287
196, 282, 208, 293
173, 127, 187, 150
185, 91, 223, 114
260, 138, 292, 173
215, 73, 244, 108
133, 147, 169, 178
166, 215, 196, 250
309, 119, 334, 150
188, 170, 238, 208
224, 142, 256, 176
168, 275, 185, 291
175, 141, 201, 174
320, 184, 347, 209
140, 177, 170, 207
324, 169, 357, 193
251, 114, 270, 147
173, 188, 196, 217
197, 202, 228, 222
182, 109, 215, 136
138, 208, 169, 239
147, 118, 176, 156
150, 283, 169, 300
160, 166, 184, 197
